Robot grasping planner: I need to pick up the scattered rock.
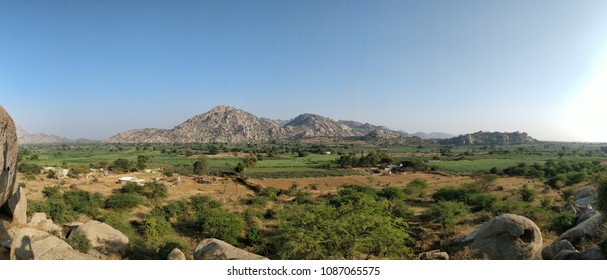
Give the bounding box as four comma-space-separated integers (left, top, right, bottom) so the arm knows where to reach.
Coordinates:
27, 212, 63, 238
469, 214, 543, 260
555, 213, 605, 247
10, 227, 97, 260
74, 220, 129, 256
580, 247, 606, 260
419, 250, 449, 260
194, 238, 268, 260
168, 248, 186, 260
553, 250, 581, 260
542, 239, 577, 260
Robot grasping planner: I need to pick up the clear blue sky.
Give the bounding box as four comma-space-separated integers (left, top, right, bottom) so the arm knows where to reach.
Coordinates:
1, 0, 607, 142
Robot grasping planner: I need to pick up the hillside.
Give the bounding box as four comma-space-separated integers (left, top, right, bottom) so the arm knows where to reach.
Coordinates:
17, 127, 69, 145
105, 105, 406, 143
440, 131, 538, 145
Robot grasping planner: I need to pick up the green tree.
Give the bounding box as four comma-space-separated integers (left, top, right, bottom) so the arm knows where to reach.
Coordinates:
271, 192, 414, 260
519, 185, 537, 202
423, 201, 469, 238
196, 208, 244, 245
596, 173, 607, 213
112, 158, 132, 173
136, 155, 152, 170
193, 156, 209, 175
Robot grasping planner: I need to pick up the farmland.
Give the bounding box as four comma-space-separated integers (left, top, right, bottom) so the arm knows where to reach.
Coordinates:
15, 141, 607, 260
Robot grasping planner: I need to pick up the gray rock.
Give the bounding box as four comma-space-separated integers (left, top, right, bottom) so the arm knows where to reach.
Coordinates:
470, 214, 543, 260
553, 249, 581, 260
10, 227, 97, 260
580, 247, 606, 260
574, 197, 595, 208
577, 209, 598, 225
419, 250, 449, 260
574, 186, 595, 201
556, 213, 605, 247
194, 238, 268, 260
28, 212, 63, 238
73, 220, 129, 256
0, 219, 12, 248
6, 186, 27, 224
542, 239, 577, 260
168, 248, 186, 260
0, 106, 21, 223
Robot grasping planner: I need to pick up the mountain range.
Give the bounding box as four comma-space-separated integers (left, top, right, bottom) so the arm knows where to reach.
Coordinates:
104, 105, 537, 145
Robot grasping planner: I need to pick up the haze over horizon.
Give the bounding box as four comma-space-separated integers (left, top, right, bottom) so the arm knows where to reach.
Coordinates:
2, 1, 607, 142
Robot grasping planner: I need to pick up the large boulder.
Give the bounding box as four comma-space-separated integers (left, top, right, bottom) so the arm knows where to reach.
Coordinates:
419, 250, 449, 260
72, 220, 129, 256
6, 186, 26, 224
580, 247, 606, 260
10, 227, 97, 260
555, 213, 605, 247
0, 106, 23, 224
28, 212, 64, 238
0, 219, 12, 248
542, 239, 577, 260
194, 238, 268, 260
167, 248, 186, 260
469, 214, 543, 260
574, 186, 595, 202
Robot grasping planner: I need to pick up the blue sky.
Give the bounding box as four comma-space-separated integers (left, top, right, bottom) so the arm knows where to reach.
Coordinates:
1, 0, 607, 142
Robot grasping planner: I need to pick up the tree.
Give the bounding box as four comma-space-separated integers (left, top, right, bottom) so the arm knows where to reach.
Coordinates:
519, 185, 537, 202
113, 158, 132, 173
193, 157, 209, 175
596, 173, 607, 213
235, 162, 246, 174
136, 155, 152, 170
271, 191, 414, 260
423, 201, 469, 238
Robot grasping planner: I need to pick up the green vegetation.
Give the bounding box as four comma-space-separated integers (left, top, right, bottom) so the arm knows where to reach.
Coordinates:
67, 230, 91, 253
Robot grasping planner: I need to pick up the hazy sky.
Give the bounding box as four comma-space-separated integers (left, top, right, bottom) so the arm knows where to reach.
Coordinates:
1, 0, 607, 142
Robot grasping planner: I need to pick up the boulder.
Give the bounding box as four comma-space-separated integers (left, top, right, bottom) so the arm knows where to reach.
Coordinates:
28, 212, 63, 238
555, 213, 605, 247
542, 239, 576, 260
0, 106, 21, 223
419, 250, 449, 260
469, 214, 543, 260
0, 219, 12, 248
6, 186, 26, 224
580, 247, 606, 260
553, 249, 581, 260
10, 227, 97, 260
574, 186, 595, 201
574, 197, 595, 208
168, 248, 186, 260
194, 238, 268, 260
74, 220, 129, 256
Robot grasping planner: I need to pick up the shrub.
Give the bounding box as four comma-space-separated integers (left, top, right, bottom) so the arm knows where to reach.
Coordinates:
63, 190, 104, 218
520, 185, 537, 202
390, 201, 414, 220
105, 192, 146, 210
42, 185, 62, 199
18, 162, 42, 175
380, 187, 405, 201
196, 208, 244, 246
404, 179, 428, 199
67, 230, 91, 253
258, 187, 279, 200
422, 201, 469, 238
596, 173, 607, 213
551, 211, 576, 234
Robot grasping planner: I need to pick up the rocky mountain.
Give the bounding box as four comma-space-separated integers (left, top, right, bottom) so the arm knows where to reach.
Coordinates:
413, 131, 455, 139
440, 131, 538, 145
283, 114, 358, 139
359, 128, 425, 145
16, 127, 69, 145
338, 120, 388, 136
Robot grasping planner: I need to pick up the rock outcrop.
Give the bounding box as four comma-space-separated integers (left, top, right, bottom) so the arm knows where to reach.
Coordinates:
440, 131, 537, 146
194, 238, 268, 260
0, 106, 26, 224
10, 227, 97, 260
28, 212, 63, 238
467, 214, 543, 260
419, 250, 449, 260
167, 248, 186, 260
71, 220, 129, 257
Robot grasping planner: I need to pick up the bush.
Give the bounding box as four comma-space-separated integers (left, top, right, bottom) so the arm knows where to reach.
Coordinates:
520, 185, 537, 202
259, 187, 279, 200
140, 214, 175, 245
404, 179, 428, 199
196, 208, 244, 246
390, 201, 414, 220
67, 230, 91, 253
18, 162, 42, 175
551, 211, 576, 234
380, 187, 405, 201
468, 193, 498, 212
42, 185, 62, 199
422, 201, 469, 238
596, 173, 607, 213
105, 192, 146, 210
63, 190, 104, 218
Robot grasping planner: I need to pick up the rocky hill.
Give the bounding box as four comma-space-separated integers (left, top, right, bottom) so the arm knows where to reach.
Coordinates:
106, 105, 404, 143
440, 131, 538, 145
413, 131, 455, 139
17, 127, 69, 145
